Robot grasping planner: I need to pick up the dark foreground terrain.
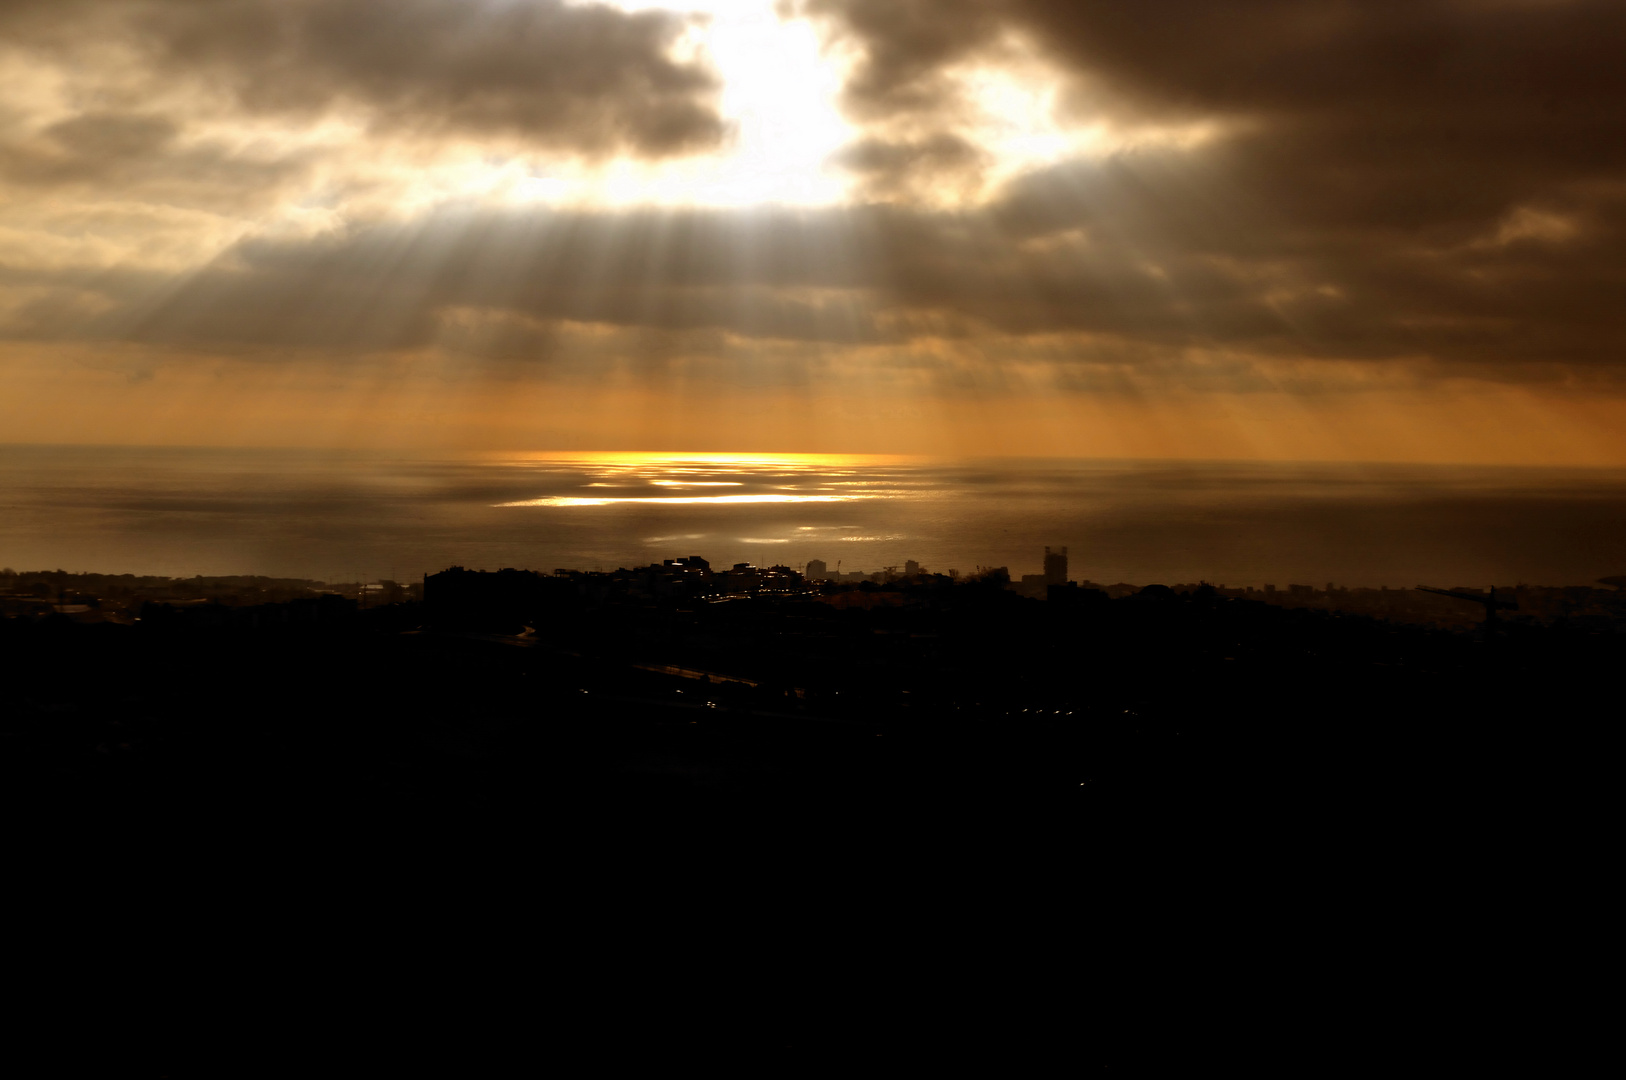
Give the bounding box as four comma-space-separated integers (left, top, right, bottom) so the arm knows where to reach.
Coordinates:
3, 581, 1609, 1067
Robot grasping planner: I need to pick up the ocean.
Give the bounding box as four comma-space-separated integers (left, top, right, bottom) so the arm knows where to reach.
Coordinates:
3, 445, 1625, 588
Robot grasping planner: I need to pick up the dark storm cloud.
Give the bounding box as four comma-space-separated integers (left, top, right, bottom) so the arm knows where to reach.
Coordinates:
14, 165, 1618, 383
801, 1, 1626, 231
161, 207, 888, 352
0, 0, 725, 157
0, 111, 318, 210
801, 1, 1626, 127
830, 132, 990, 201
795, 0, 1000, 122
788, 0, 1626, 377
2, 205, 888, 353
1, 113, 180, 186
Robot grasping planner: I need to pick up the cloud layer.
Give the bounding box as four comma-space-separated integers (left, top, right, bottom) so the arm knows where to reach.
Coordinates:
2, 0, 1625, 455
0, 0, 726, 158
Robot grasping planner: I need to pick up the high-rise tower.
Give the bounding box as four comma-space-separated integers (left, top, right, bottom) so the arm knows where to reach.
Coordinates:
1043, 546, 1068, 586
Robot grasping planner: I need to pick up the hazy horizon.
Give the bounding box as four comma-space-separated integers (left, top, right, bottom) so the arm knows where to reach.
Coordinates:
5, 444, 1624, 589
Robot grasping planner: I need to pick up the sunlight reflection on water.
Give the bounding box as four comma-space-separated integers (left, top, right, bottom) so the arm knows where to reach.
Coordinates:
500, 494, 866, 507
493, 451, 910, 508
3, 446, 1626, 586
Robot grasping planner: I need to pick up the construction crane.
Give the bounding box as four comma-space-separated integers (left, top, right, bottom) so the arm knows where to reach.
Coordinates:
1416, 585, 1518, 629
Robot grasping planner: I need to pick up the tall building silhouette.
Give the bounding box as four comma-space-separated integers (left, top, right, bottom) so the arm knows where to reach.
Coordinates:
805, 559, 828, 580
1043, 546, 1068, 586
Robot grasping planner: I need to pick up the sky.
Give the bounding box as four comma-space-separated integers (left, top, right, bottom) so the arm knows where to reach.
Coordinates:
2, 0, 1624, 462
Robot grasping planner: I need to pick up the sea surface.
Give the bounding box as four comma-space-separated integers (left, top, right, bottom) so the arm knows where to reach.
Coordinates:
3, 445, 1626, 588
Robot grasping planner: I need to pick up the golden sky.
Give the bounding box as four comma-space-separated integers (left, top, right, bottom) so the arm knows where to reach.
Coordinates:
2, 0, 1625, 462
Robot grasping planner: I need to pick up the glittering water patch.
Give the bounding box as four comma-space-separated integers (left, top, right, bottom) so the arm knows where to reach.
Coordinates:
498, 494, 870, 507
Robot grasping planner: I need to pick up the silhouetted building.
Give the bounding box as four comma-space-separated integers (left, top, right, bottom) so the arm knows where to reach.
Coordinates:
1044, 546, 1068, 586
806, 559, 828, 580
721, 562, 762, 591
759, 564, 805, 594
